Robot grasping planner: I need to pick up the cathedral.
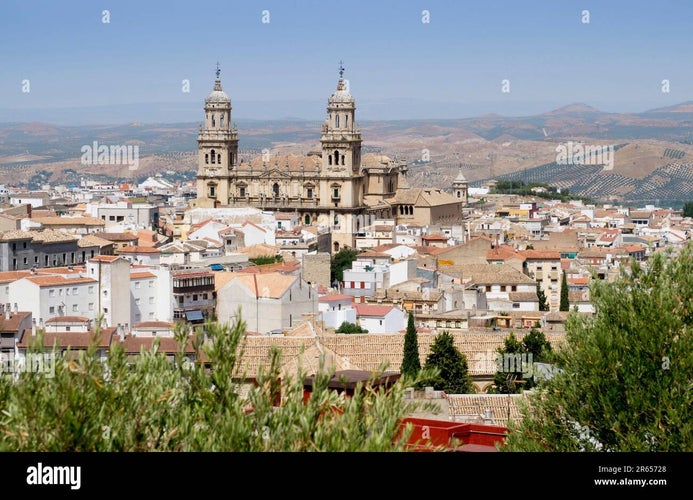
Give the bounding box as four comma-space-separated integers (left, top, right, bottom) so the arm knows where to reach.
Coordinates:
192, 65, 468, 252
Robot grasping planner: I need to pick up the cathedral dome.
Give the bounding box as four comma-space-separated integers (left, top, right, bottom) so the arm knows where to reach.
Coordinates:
206, 88, 230, 103
329, 84, 353, 104
206, 66, 230, 104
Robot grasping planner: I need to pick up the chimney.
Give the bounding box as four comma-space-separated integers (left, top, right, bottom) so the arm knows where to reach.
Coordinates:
32, 318, 36, 336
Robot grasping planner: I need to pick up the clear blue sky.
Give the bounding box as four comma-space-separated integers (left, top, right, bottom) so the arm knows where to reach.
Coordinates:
1, 0, 691, 122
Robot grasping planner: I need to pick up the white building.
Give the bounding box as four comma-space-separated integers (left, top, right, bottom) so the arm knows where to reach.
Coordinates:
8, 274, 99, 325
215, 272, 317, 334
354, 303, 406, 334
318, 294, 356, 329
85, 256, 131, 327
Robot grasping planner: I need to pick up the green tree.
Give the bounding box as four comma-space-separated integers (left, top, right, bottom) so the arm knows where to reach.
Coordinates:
488, 332, 528, 394
522, 327, 552, 363
330, 248, 358, 284
683, 201, 693, 218
401, 311, 421, 380
0, 312, 437, 452
420, 331, 473, 394
559, 270, 570, 312
335, 321, 368, 334
536, 282, 549, 311
503, 245, 693, 451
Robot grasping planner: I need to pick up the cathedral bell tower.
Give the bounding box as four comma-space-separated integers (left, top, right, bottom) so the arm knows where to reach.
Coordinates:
320, 63, 362, 177
196, 64, 238, 206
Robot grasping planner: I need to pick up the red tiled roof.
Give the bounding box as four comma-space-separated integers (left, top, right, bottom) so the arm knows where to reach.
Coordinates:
45, 316, 89, 323
89, 255, 121, 262
318, 294, 353, 303
354, 304, 396, 317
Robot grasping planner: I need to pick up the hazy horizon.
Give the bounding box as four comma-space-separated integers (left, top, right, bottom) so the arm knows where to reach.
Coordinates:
2, 0, 691, 125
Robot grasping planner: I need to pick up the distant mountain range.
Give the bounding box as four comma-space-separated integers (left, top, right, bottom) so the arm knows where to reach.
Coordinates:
1, 101, 692, 207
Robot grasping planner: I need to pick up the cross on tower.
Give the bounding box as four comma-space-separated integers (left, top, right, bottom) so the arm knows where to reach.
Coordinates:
216, 62, 221, 78
338, 61, 345, 79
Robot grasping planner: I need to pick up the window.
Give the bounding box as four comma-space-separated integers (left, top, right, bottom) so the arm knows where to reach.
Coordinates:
135, 281, 141, 289
379, 320, 383, 326
149, 281, 154, 288
23, 257, 27, 265
72, 288, 78, 295
135, 298, 140, 305
72, 304, 79, 312
49, 289, 55, 297
88, 286, 94, 294
239, 187, 246, 197
49, 306, 55, 314
149, 297, 154, 304
513, 303, 520, 309
306, 188, 313, 198
192, 294, 198, 301
203, 293, 208, 299
88, 303, 94, 311
66, 288, 70, 296
208, 185, 216, 198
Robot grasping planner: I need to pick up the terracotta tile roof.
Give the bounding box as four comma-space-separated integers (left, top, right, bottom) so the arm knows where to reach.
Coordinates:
89, 255, 121, 263
77, 234, 114, 248
318, 294, 353, 303
217, 272, 297, 299
520, 249, 561, 260
33, 216, 105, 226
0, 311, 32, 332
487, 246, 524, 261
116, 246, 161, 254
130, 271, 156, 279
133, 321, 173, 329
0, 270, 32, 284
447, 394, 526, 426
98, 232, 139, 242
45, 316, 90, 323
422, 233, 449, 241
354, 304, 396, 317
18, 327, 116, 349
24, 275, 98, 287
0, 229, 77, 244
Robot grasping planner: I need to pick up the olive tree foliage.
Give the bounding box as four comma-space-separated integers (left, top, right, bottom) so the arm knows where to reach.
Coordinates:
503, 245, 693, 452
0, 311, 434, 452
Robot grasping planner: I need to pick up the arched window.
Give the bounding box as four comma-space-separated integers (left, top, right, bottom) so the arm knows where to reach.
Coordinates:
457, 191, 461, 198
304, 214, 310, 225
333, 242, 340, 252
205, 154, 209, 164
334, 150, 339, 166
210, 149, 216, 164
272, 183, 280, 197
217, 154, 221, 164
220, 115, 224, 128
345, 115, 348, 128
212, 115, 216, 127
329, 155, 332, 166
341, 155, 345, 166
335, 115, 340, 128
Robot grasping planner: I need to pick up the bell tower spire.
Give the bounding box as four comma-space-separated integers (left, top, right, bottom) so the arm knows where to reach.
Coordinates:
195, 64, 239, 206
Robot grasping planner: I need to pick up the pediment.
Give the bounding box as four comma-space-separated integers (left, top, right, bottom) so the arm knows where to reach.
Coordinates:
258, 168, 291, 179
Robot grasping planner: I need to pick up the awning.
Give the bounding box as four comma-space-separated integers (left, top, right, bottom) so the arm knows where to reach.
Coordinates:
185, 310, 204, 322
